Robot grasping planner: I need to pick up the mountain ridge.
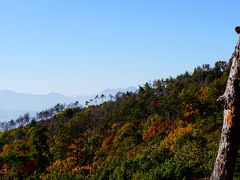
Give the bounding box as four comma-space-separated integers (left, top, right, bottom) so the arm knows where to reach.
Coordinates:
0, 87, 137, 121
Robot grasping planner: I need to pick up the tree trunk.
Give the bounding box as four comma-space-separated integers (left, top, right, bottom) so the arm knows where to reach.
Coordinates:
211, 36, 240, 179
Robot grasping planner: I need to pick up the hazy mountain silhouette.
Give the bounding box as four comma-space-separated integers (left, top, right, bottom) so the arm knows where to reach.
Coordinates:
0, 87, 137, 121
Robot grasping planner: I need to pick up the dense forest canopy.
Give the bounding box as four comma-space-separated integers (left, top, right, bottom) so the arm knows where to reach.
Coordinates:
1, 60, 239, 179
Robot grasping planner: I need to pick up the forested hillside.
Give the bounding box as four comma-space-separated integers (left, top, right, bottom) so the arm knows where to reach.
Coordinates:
0, 60, 239, 179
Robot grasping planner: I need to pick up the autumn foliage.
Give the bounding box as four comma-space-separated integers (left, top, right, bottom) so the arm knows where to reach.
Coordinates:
0, 61, 239, 179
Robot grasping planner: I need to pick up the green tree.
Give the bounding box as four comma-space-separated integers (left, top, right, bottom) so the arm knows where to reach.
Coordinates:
28, 124, 50, 172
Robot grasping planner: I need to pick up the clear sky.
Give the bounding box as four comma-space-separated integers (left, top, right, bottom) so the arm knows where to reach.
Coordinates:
0, 0, 239, 96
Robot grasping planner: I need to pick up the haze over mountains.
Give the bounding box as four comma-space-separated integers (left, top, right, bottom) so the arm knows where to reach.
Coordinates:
0, 87, 136, 121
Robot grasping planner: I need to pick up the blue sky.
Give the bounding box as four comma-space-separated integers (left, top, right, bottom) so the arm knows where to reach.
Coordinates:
0, 0, 239, 96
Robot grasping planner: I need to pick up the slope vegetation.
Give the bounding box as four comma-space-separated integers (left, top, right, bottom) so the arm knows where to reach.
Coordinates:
1, 60, 239, 179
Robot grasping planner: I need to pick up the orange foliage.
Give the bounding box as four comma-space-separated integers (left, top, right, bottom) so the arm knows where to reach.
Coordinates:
46, 156, 93, 175
143, 121, 164, 140
1, 164, 9, 174
13, 140, 30, 156
72, 166, 81, 173
81, 165, 93, 172
183, 104, 199, 120
127, 148, 136, 157
101, 134, 115, 150
1, 144, 11, 156
111, 123, 118, 129
46, 156, 77, 173
197, 87, 209, 102
160, 124, 193, 152
227, 106, 235, 125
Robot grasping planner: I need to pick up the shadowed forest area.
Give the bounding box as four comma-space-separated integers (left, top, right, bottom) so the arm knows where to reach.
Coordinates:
1, 60, 240, 179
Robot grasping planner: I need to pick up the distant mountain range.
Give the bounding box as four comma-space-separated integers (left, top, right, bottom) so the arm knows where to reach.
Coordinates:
0, 87, 137, 121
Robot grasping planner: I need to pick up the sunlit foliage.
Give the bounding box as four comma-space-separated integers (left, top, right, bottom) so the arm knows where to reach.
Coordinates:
1, 60, 239, 179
